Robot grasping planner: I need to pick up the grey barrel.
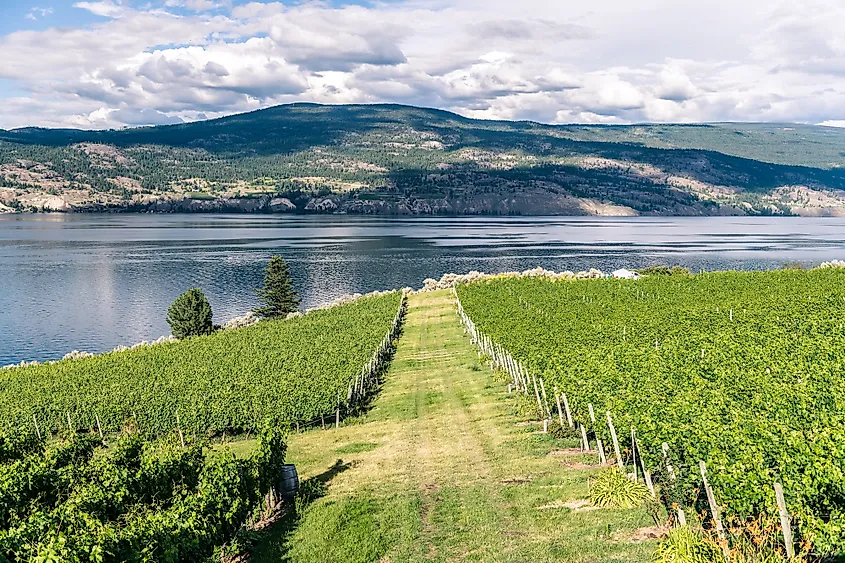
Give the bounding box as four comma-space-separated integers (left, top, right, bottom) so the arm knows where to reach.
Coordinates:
280, 464, 300, 499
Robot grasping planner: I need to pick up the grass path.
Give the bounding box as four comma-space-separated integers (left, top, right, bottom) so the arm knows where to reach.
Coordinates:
251, 290, 655, 562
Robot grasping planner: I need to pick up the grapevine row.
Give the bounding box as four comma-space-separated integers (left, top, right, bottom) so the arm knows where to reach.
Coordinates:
0, 427, 288, 562
0, 292, 405, 439
455, 270, 845, 556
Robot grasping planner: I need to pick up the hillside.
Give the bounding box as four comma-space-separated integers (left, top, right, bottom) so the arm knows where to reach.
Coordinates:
2, 103, 845, 216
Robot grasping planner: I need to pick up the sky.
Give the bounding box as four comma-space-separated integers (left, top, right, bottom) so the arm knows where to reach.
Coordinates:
2, 0, 845, 129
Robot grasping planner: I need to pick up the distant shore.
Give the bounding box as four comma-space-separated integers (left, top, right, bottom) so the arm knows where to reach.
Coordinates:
0, 193, 803, 217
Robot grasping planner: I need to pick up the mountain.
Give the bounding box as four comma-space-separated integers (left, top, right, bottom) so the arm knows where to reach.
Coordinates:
2, 103, 845, 216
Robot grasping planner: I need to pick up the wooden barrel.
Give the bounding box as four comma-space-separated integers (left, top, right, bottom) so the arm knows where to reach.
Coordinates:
280, 464, 300, 499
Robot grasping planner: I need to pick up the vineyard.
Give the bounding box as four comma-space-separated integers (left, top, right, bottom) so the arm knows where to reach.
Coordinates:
0, 426, 287, 562
0, 292, 404, 438
0, 291, 405, 562
456, 270, 845, 556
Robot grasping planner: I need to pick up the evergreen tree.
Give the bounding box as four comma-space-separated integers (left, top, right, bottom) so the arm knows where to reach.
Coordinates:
255, 256, 300, 318
167, 288, 214, 339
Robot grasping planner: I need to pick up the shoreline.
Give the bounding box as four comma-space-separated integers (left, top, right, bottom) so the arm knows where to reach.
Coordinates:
0, 196, 814, 217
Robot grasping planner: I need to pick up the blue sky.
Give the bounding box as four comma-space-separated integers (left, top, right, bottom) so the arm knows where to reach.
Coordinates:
2, 0, 845, 129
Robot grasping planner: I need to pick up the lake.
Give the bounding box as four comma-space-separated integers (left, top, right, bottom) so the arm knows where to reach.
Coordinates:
2, 214, 845, 365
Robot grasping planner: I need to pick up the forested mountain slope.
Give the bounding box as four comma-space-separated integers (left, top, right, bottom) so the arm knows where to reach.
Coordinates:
2, 103, 845, 216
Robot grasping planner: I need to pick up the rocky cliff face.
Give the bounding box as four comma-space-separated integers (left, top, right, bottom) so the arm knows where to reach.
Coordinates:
53, 193, 634, 215
0, 190, 780, 216
144, 195, 296, 213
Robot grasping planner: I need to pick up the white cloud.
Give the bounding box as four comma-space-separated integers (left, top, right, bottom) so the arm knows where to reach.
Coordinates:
3, 0, 845, 128
165, 0, 220, 12
25, 7, 54, 20
72, 1, 126, 18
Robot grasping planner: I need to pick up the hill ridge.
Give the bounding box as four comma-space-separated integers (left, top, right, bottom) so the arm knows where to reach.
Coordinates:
2, 103, 845, 216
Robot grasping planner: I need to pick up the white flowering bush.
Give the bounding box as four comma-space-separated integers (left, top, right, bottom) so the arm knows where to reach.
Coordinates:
415, 267, 605, 292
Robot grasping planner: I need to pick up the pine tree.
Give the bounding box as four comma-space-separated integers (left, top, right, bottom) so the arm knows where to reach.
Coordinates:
167, 288, 214, 339
255, 256, 300, 318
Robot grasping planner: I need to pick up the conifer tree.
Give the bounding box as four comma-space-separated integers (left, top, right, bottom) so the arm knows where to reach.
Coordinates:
167, 288, 214, 339
255, 256, 300, 318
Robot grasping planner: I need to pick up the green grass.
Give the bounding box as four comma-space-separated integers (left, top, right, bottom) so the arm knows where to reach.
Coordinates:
334, 441, 380, 455
284, 493, 422, 562
250, 290, 656, 562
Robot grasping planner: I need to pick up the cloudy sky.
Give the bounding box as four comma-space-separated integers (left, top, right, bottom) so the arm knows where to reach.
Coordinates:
1, 0, 844, 129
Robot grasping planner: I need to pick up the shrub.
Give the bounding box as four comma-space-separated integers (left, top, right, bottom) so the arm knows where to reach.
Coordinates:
653, 518, 809, 563
652, 526, 720, 563
589, 467, 650, 508
167, 288, 214, 339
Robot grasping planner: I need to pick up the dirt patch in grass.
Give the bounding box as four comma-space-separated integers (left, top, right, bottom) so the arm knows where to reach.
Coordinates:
559, 459, 598, 470
501, 477, 532, 485
628, 525, 669, 542
548, 448, 583, 457
537, 499, 604, 513
569, 499, 603, 512
421, 483, 441, 493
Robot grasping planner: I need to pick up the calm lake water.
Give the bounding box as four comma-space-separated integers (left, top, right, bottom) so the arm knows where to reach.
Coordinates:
2, 214, 845, 364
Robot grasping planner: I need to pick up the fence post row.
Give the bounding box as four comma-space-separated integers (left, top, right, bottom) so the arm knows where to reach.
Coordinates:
317, 291, 407, 431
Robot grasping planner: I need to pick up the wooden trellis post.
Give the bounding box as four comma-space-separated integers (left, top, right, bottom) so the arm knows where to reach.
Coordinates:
774, 482, 795, 559
554, 386, 565, 430
699, 461, 726, 543
561, 393, 574, 428
662, 442, 686, 526
538, 378, 552, 420
589, 404, 606, 464
606, 412, 624, 470
579, 423, 590, 452
176, 411, 185, 448
531, 373, 544, 419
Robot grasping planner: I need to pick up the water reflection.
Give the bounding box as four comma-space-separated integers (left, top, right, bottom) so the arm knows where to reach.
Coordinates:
2, 214, 845, 364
